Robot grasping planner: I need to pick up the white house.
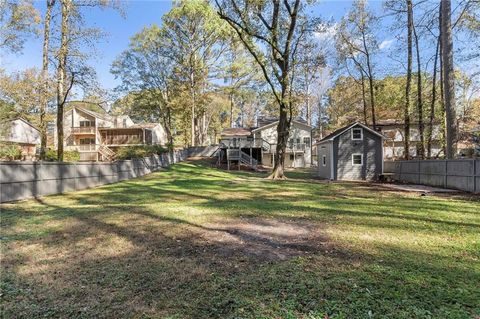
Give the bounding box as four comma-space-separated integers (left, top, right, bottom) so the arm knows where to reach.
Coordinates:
0, 118, 41, 160
219, 118, 313, 169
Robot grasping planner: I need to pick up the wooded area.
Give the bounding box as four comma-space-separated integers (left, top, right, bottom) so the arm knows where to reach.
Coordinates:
1, 0, 479, 178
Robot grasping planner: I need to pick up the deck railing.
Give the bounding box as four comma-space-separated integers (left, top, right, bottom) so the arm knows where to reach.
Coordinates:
72, 127, 95, 134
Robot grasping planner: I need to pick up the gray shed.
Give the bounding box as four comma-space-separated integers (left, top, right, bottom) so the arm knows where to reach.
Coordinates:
316, 122, 384, 180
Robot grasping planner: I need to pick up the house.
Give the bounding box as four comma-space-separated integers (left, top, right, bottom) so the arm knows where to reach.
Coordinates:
0, 118, 41, 160
316, 122, 384, 180
56, 106, 167, 161
374, 120, 443, 159
219, 118, 313, 169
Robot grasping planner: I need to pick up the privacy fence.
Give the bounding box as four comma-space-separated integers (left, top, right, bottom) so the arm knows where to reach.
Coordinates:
384, 159, 480, 193
0, 150, 188, 203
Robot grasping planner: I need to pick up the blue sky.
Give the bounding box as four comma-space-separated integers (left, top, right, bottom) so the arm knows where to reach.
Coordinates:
0, 0, 425, 94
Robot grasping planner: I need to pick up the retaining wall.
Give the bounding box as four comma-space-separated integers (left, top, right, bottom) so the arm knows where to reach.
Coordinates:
0, 150, 187, 203
384, 159, 480, 193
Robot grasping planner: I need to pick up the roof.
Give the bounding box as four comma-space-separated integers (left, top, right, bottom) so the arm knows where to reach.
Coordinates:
315, 122, 384, 145
251, 119, 312, 133
98, 127, 149, 131
14, 118, 40, 132
221, 128, 252, 137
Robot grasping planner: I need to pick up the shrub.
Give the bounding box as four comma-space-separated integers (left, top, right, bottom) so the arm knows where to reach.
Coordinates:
0, 143, 22, 160
115, 145, 167, 160
44, 149, 80, 162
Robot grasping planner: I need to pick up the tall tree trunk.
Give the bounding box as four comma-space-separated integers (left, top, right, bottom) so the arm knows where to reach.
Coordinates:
56, 0, 70, 162
404, 0, 413, 160
360, 71, 368, 125
362, 31, 376, 129
427, 37, 440, 158
40, 0, 55, 160
441, 0, 457, 159
229, 92, 234, 128
305, 82, 311, 126
190, 68, 196, 147
269, 101, 290, 179
439, 3, 446, 157
413, 23, 425, 159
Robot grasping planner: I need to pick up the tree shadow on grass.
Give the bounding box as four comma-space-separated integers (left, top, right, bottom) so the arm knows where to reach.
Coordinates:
1, 161, 479, 318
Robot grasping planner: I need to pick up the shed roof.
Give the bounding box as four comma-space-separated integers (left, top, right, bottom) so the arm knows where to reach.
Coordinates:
316, 122, 384, 145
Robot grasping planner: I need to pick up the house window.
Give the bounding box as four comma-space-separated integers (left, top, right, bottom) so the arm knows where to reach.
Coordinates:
123, 118, 127, 128
80, 120, 94, 127
352, 154, 363, 165
80, 138, 95, 145
322, 155, 326, 166
303, 137, 311, 146
351, 128, 363, 140
290, 154, 294, 160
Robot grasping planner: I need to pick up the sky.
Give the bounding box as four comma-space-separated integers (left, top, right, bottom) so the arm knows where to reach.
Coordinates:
0, 0, 461, 96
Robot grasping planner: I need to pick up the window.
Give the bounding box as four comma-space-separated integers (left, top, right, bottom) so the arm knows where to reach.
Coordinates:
80, 138, 95, 145
290, 154, 294, 160
352, 154, 363, 165
351, 127, 363, 140
303, 137, 311, 146
322, 155, 326, 166
123, 118, 127, 128
80, 120, 94, 127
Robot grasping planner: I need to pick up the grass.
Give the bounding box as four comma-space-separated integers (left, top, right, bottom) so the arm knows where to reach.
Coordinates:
1, 160, 479, 318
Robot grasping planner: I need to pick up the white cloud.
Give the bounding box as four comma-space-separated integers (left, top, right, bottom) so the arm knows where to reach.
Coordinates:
314, 23, 338, 43
379, 39, 394, 50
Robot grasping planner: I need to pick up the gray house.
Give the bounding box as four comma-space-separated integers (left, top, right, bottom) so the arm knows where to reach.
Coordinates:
316, 122, 384, 180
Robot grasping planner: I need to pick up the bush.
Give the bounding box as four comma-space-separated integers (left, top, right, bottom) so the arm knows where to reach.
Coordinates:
0, 143, 22, 160
115, 145, 167, 160
44, 149, 80, 162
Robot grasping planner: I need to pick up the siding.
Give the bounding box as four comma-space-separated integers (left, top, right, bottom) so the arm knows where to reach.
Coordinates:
317, 142, 332, 179
334, 125, 383, 180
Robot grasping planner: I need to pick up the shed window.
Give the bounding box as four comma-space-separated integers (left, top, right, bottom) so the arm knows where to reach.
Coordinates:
352, 154, 363, 165
322, 155, 326, 166
351, 128, 363, 140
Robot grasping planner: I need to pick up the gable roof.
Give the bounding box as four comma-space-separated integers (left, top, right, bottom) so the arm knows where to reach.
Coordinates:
14, 118, 40, 132
251, 119, 312, 132
315, 122, 384, 145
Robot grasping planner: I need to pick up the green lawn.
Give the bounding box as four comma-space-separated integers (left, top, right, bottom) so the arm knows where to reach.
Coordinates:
1, 160, 479, 318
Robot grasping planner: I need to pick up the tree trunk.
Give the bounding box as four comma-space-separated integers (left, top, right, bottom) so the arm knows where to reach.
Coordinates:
404, 0, 413, 160
427, 37, 439, 158
362, 31, 376, 129
229, 92, 235, 128
268, 102, 289, 180
40, 0, 54, 160
413, 23, 425, 159
190, 68, 196, 147
360, 71, 368, 125
441, 0, 457, 159
56, 0, 70, 162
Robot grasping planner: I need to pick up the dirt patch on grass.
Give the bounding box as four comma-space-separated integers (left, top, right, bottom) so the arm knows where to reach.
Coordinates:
198, 217, 332, 261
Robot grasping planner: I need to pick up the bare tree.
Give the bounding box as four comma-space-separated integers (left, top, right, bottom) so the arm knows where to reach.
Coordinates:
216, 0, 309, 179
412, 16, 425, 159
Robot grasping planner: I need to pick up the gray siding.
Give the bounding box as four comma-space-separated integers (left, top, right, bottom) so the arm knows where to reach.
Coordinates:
334, 125, 383, 181
317, 142, 332, 179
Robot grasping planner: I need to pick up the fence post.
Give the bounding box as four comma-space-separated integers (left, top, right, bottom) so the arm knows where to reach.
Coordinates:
444, 160, 448, 189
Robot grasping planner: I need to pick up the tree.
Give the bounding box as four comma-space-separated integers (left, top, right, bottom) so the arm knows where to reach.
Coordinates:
404, 0, 413, 160
112, 25, 177, 147
0, 0, 40, 52
162, 0, 229, 146
412, 10, 425, 159
336, 0, 378, 129
441, 0, 457, 159
216, 0, 310, 179
39, 0, 55, 160
294, 37, 325, 126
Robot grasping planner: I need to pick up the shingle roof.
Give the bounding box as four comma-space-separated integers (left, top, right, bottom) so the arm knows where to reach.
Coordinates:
316, 122, 384, 144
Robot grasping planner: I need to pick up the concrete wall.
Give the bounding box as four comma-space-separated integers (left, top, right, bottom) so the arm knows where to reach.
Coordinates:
0, 150, 188, 203
384, 159, 480, 193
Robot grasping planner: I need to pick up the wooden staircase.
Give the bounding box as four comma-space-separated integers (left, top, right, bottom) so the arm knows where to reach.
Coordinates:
226, 149, 258, 170
98, 145, 116, 161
